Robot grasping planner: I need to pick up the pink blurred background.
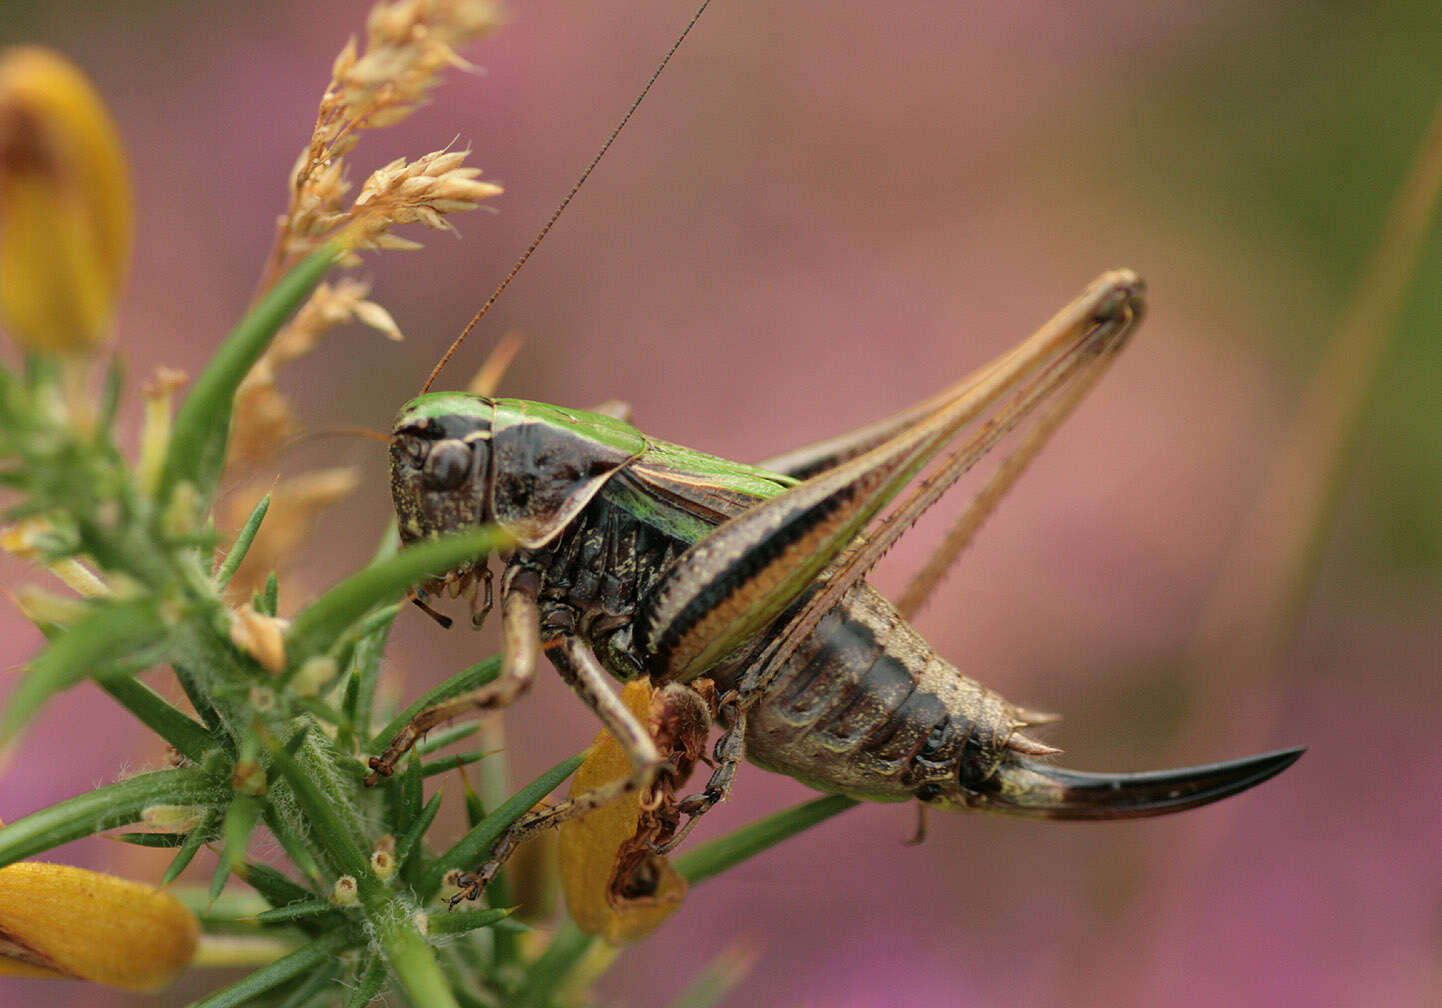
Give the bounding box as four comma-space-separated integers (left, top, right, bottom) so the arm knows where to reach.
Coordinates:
3, 1, 1440, 1005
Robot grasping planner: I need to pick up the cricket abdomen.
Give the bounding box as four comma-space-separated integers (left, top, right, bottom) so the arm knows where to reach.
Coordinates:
726, 583, 1036, 805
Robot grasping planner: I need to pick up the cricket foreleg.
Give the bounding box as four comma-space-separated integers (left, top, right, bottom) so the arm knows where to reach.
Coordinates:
470, 564, 493, 629
652, 691, 746, 854
448, 632, 663, 906
365, 571, 541, 785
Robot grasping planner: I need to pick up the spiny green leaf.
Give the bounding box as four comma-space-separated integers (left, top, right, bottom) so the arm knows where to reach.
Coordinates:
274, 959, 342, 1008
172, 661, 225, 737
162, 810, 220, 885
0, 597, 166, 750
212, 794, 264, 899
0, 767, 228, 867
422, 748, 493, 777
113, 831, 192, 848
675, 793, 858, 885
416, 722, 484, 755
235, 862, 317, 910
189, 927, 359, 1008
461, 768, 486, 829
386, 750, 424, 836
423, 752, 584, 900
254, 899, 343, 925
425, 906, 514, 936
369, 656, 499, 753
216, 492, 270, 587
343, 956, 387, 1008
396, 791, 443, 886
340, 619, 395, 753
262, 804, 322, 884
287, 528, 507, 671
345, 518, 402, 740
100, 676, 216, 764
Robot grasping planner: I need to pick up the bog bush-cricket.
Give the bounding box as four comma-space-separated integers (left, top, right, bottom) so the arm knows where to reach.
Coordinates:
31, 1, 1442, 1005
363, 1, 1302, 910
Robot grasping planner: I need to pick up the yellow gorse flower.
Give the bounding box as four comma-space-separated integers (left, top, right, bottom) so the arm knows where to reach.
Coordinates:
0, 46, 133, 354
0, 861, 198, 991
559, 680, 699, 943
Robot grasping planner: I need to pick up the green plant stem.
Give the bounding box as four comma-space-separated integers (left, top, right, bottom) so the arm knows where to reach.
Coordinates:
373, 908, 461, 1008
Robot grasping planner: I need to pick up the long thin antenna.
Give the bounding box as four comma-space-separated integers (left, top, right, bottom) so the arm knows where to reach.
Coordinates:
420, 0, 716, 394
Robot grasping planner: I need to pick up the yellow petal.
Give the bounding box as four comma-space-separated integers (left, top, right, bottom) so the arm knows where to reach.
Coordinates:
0, 862, 198, 991
558, 680, 689, 943
0, 47, 133, 354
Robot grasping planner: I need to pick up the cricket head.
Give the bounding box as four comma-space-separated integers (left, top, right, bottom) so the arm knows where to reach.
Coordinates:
390, 392, 649, 592
390, 392, 498, 598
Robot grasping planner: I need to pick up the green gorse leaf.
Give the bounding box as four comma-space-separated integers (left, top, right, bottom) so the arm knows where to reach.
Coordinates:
675, 794, 859, 886
99, 676, 217, 764
189, 927, 359, 1008
286, 528, 507, 672
0, 597, 166, 749
0, 767, 229, 867
424, 753, 585, 900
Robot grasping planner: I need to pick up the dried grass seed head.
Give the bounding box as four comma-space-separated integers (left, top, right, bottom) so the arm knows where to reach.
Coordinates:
283, 0, 501, 260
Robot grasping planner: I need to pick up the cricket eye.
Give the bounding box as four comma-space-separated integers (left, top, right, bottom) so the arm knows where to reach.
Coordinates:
395, 433, 428, 468
422, 439, 471, 491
